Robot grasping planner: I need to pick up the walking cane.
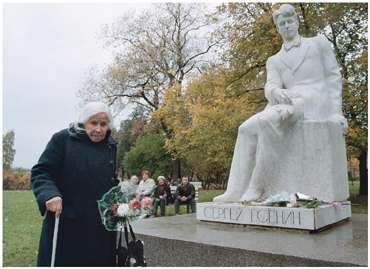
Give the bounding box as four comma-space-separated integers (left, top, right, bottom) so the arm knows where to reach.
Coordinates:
51, 214, 60, 267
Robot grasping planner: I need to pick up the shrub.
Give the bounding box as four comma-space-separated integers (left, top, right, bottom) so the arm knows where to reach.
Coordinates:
3, 169, 31, 190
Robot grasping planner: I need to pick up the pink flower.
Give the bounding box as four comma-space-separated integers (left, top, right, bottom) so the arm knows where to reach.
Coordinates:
332, 202, 342, 209
129, 198, 141, 210
141, 197, 152, 209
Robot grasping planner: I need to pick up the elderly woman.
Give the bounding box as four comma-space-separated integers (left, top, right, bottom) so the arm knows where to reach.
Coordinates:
152, 176, 171, 217
31, 102, 118, 266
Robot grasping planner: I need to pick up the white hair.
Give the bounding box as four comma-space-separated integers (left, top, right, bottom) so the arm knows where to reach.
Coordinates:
130, 175, 139, 184
73, 101, 113, 132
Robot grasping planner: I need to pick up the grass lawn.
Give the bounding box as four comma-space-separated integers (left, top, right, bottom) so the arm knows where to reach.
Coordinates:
3, 191, 43, 267
2, 185, 366, 266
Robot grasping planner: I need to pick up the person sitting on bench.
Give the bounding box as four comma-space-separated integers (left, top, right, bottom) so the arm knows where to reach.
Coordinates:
175, 176, 196, 214
152, 176, 171, 216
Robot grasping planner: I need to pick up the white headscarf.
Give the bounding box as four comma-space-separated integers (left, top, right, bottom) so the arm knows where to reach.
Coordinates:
73, 102, 113, 131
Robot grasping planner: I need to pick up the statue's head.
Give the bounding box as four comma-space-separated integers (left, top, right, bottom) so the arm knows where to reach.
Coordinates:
272, 4, 299, 42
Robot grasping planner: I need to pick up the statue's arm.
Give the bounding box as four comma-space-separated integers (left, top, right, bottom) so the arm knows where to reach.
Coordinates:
265, 57, 291, 105
316, 35, 347, 130
317, 35, 343, 116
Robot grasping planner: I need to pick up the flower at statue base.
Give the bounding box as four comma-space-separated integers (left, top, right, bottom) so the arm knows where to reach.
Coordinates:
332, 202, 342, 209
287, 194, 299, 208
97, 185, 150, 231
245, 191, 321, 208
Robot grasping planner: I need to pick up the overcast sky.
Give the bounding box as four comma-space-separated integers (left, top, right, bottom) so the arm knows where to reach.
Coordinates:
3, 3, 150, 169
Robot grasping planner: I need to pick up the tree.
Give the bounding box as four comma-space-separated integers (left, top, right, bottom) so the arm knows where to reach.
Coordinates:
213, 3, 279, 98
344, 50, 368, 195
111, 106, 149, 178
123, 133, 172, 179
79, 3, 217, 179
3, 130, 16, 170
156, 67, 264, 188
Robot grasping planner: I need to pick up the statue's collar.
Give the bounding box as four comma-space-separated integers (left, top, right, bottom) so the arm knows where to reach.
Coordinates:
283, 35, 302, 51
278, 36, 311, 73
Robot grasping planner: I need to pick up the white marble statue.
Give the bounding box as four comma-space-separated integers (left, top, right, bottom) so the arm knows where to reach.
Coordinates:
214, 4, 349, 203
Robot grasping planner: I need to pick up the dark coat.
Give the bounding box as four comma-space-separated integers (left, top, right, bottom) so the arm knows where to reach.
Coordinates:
175, 183, 195, 200
31, 126, 119, 266
152, 184, 171, 199
152, 184, 172, 204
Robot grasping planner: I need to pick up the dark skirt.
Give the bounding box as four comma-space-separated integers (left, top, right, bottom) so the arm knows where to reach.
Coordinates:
37, 211, 116, 267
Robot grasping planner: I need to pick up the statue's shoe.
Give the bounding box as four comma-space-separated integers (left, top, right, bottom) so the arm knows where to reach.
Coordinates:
213, 192, 243, 203
239, 188, 262, 202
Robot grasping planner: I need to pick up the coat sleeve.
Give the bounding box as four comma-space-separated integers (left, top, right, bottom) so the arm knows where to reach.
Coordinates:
264, 56, 284, 105
152, 186, 159, 198
166, 186, 171, 198
316, 35, 343, 116
31, 131, 66, 216
187, 184, 195, 200
175, 186, 181, 198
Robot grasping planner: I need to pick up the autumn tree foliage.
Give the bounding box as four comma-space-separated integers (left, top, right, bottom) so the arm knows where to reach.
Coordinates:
156, 68, 265, 188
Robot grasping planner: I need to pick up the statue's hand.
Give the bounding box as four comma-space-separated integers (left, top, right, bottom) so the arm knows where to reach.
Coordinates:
276, 105, 294, 121
272, 89, 292, 105
328, 114, 348, 134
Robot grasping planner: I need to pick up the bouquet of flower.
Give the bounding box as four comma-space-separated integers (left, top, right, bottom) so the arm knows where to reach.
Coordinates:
241, 191, 323, 208
97, 185, 153, 231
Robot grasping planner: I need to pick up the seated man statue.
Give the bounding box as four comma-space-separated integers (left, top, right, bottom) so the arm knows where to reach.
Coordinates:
214, 4, 349, 203
175, 176, 196, 214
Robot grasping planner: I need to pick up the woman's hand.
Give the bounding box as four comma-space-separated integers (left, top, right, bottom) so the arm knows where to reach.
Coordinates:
45, 196, 63, 216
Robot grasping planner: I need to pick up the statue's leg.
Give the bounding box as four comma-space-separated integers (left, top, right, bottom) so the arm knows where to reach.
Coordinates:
239, 107, 288, 201
213, 116, 259, 202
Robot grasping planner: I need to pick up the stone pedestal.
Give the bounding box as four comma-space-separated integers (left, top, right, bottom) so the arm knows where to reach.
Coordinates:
197, 202, 351, 231
132, 213, 367, 267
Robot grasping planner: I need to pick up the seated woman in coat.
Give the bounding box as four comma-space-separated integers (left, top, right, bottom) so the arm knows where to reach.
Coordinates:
31, 101, 118, 266
152, 176, 172, 216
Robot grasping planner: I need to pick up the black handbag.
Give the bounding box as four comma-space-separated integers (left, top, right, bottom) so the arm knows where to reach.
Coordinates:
116, 227, 129, 266
116, 222, 147, 267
